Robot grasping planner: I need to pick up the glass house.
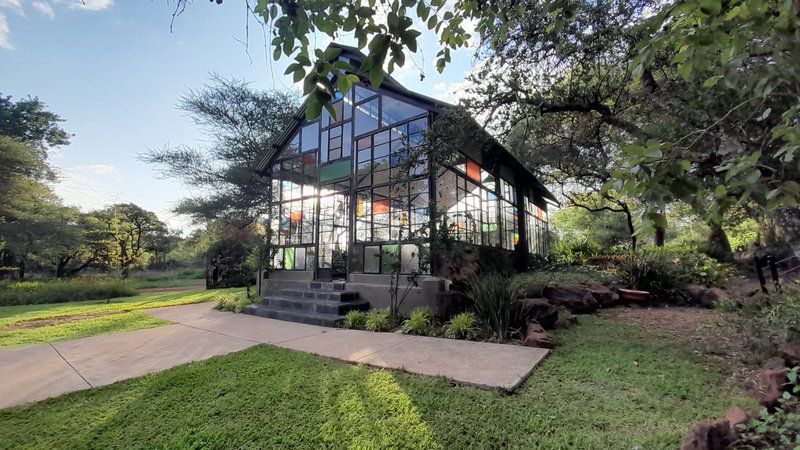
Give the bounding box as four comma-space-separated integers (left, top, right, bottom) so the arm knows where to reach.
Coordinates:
256, 44, 556, 284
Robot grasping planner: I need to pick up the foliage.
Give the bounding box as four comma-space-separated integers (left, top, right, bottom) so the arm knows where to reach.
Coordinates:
0, 279, 136, 306
342, 310, 366, 330
551, 239, 609, 265
364, 308, 392, 332
399, 307, 433, 336
143, 75, 298, 226
736, 367, 800, 449
617, 252, 685, 299
0, 316, 752, 447
514, 267, 622, 288
722, 285, 800, 360
551, 206, 635, 251
443, 312, 477, 340
672, 253, 733, 287
212, 293, 250, 313
467, 275, 523, 340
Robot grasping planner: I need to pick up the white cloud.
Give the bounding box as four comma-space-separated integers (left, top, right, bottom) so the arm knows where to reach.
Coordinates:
84, 163, 118, 176
32, 1, 54, 19
0, 0, 22, 14
0, 12, 12, 49
432, 80, 470, 104
53, 164, 121, 211
64, 0, 112, 11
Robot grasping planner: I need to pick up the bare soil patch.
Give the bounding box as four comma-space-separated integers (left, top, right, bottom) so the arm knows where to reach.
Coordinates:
1, 311, 128, 331
601, 306, 762, 394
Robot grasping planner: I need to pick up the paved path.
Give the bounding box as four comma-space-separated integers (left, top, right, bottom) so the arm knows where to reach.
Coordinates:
0, 302, 548, 409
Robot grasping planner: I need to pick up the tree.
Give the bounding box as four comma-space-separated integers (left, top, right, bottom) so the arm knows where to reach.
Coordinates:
92, 204, 169, 277
0, 93, 70, 152
143, 74, 299, 226
183, 0, 798, 251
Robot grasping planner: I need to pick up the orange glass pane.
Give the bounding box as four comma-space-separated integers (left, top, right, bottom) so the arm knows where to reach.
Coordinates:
373, 199, 390, 214
290, 211, 302, 223
466, 160, 481, 182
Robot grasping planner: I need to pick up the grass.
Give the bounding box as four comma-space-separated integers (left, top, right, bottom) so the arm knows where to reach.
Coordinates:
0, 279, 136, 306
0, 288, 243, 348
0, 315, 753, 448
127, 268, 206, 290
128, 277, 206, 290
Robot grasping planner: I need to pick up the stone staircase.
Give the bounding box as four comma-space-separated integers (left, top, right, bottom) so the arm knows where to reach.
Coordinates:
242, 281, 369, 327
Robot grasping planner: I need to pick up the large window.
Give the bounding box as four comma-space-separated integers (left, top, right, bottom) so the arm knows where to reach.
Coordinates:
525, 195, 548, 255
498, 177, 518, 250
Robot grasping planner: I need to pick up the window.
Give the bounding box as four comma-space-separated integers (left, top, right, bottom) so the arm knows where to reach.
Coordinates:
436, 167, 499, 246
354, 84, 377, 102
362, 244, 422, 274
322, 123, 352, 162
498, 177, 517, 250
526, 195, 549, 255
354, 180, 429, 244
301, 122, 319, 152
381, 95, 426, 127
354, 98, 379, 136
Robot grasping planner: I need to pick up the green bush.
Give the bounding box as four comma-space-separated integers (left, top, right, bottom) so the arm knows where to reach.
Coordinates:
364, 309, 391, 332
342, 310, 367, 330
400, 307, 433, 335
467, 275, 523, 340
213, 293, 249, 313
0, 279, 137, 306
725, 285, 800, 360
444, 312, 477, 340
617, 252, 685, 300
552, 239, 610, 265
736, 366, 800, 448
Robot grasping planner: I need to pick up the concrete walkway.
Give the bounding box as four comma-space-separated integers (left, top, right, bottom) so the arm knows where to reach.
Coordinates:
0, 302, 548, 409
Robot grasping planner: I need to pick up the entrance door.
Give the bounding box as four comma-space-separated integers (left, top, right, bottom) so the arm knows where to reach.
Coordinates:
317, 183, 349, 281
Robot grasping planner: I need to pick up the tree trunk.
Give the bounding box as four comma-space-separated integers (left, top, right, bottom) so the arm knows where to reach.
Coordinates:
654, 226, 665, 247
18, 259, 25, 281
707, 221, 734, 262
622, 204, 637, 250
56, 255, 72, 278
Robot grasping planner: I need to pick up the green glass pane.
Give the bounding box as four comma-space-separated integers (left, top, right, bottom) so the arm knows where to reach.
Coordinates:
284, 247, 295, 270
320, 159, 351, 181
380, 245, 398, 274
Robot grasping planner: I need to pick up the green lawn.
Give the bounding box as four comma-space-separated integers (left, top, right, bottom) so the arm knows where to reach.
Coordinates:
0, 315, 753, 448
128, 277, 207, 290
0, 288, 243, 348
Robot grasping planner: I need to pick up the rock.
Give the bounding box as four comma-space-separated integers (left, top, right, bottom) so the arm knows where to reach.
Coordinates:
523, 283, 546, 298
700, 288, 728, 309
725, 407, 750, 428
519, 298, 559, 329
685, 284, 708, 303
681, 420, 735, 450
544, 285, 599, 314
556, 314, 579, 328
759, 368, 788, 408
522, 323, 555, 348
778, 339, 800, 366
436, 291, 470, 321
584, 284, 620, 307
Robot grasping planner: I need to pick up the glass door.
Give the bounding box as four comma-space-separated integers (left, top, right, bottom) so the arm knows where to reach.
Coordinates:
317, 182, 350, 280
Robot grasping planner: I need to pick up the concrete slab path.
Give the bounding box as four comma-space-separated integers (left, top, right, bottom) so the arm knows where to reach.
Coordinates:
0, 302, 548, 409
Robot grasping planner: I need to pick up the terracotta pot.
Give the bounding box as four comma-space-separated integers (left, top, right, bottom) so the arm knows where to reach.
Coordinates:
618, 289, 650, 302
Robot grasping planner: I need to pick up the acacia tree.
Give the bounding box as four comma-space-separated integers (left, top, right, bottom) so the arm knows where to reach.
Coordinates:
93, 203, 169, 277
143, 74, 299, 226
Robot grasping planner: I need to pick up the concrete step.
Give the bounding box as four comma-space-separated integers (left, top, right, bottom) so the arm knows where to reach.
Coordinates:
264, 296, 370, 315
309, 281, 346, 291
281, 288, 359, 302
242, 304, 344, 327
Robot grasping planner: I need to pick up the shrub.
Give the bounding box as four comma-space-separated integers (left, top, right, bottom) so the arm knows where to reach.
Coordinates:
513, 266, 621, 288
213, 293, 249, 313
725, 285, 800, 360
343, 310, 367, 329
675, 253, 733, 287
552, 239, 610, 265
443, 312, 477, 339
617, 252, 685, 300
364, 309, 391, 332
400, 307, 433, 335
736, 366, 800, 448
0, 279, 137, 306
467, 275, 523, 340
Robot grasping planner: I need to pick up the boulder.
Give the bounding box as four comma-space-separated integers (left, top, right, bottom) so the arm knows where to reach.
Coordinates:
584, 284, 620, 307
700, 288, 728, 309
522, 324, 555, 349
685, 284, 708, 303
519, 298, 559, 329
556, 314, 579, 328
681, 420, 735, 450
759, 368, 788, 408
725, 407, 750, 428
544, 285, 599, 314
523, 283, 546, 298
778, 339, 800, 366
436, 291, 470, 321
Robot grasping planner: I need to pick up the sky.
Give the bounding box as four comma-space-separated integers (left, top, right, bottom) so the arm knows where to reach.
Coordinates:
0, 0, 477, 233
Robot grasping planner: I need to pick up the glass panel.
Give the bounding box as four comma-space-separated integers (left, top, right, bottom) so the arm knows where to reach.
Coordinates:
364, 246, 380, 273
354, 84, 377, 102
295, 247, 306, 270
354, 99, 379, 136
381, 95, 426, 127
400, 244, 419, 273
284, 247, 295, 270
319, 159, 351, 181
285, 132, 300, 155
301, 122, 319, 151
381, 245, 398, 274
273, 248, 284, 269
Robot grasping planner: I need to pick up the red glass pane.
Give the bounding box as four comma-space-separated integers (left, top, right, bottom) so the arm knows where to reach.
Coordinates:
373, 199, 390, 214
466, 160, 481, 182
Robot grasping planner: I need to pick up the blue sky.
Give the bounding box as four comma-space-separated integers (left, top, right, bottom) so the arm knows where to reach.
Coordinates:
0, 1, 476, 232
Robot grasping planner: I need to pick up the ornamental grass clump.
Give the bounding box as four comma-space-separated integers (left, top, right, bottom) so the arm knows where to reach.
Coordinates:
343, 310, 367, 329
364, 309, 392, 332
213, 293, 249, 313
443, 312, 477, 340
467, 275, 523, 340
400, 307, 434, 335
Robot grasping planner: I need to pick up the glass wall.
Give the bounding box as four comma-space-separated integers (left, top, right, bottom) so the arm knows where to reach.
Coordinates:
525, 195, 549, 255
